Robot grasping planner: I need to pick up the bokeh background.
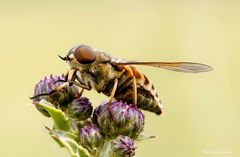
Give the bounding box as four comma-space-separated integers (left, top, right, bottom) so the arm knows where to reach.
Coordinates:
0, 0, 239, 157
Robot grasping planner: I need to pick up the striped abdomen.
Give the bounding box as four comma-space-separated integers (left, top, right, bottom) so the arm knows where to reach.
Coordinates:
103, 65, 164, 115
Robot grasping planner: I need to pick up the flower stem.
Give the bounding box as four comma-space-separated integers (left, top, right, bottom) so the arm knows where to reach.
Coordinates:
99, 140, 112, 157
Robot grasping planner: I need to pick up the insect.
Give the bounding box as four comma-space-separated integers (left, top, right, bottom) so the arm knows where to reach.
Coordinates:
31, 44, 212, 115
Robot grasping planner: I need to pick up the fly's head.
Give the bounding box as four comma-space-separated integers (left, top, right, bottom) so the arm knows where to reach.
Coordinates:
59, 44, 117, 92
60, 45, 97, 71
62, 44, 114, 71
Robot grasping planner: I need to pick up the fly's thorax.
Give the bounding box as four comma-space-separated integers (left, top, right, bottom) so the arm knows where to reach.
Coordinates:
87, 62, 124, 93
68, 61, 122, 93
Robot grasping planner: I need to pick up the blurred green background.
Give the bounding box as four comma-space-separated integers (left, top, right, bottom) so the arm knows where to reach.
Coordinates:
0, 0, 239, 157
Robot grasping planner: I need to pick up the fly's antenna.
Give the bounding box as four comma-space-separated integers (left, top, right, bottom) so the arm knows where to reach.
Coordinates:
58, 55, 73, 61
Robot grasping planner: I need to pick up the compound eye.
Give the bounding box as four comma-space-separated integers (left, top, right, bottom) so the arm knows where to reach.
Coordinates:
73, 46, 96, 64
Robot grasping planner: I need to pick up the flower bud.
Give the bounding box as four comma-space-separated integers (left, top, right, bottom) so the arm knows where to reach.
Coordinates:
93, 101, 145, 139
78, 124, 103, 153
68, 97, 93, 121
32, 74, 79, 116
111, 135, 136, 157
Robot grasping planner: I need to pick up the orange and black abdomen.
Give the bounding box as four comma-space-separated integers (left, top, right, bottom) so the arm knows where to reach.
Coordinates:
102, 65, 164, 115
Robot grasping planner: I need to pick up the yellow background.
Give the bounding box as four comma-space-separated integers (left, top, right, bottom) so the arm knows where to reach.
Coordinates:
0, 0, 239, 157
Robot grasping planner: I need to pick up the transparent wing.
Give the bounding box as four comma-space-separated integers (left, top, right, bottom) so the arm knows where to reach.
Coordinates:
114, 61, 213, 73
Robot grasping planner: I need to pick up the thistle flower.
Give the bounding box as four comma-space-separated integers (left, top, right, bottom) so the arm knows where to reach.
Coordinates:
93, 101, 145, 139
78, 123, 103, 154
68, 97, 93, 121
32, 74, 79, 116
111, 135, 136, 157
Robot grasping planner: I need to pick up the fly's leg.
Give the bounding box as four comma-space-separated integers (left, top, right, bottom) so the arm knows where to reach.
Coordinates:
124, 66, 137, 106
78, 88, 84, 97
63, 70, 69, 81
108, 79, 118, 105
68, 68, 77, 86
51, 80, 90, 98
53, 79, 90, 91
71, 81, 91, 98
132, 76, 137, 106
30, 69, 90, 99
51, 70, 68, 84
30, 69, 73, 99
30, 82, 69, 99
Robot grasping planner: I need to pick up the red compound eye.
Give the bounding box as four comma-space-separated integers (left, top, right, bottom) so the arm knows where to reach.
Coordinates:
73, 45, 96, 64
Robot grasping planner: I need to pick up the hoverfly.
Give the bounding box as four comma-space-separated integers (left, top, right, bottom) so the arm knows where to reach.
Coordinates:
31, 44, 212, 115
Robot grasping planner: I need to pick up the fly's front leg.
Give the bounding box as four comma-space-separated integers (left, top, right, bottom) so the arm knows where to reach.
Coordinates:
71, 81, 91, 98
52, 70, 69, 84
30, 82, 69, 99
79, 88, 84, 97
47, 82, 69, 95
30, 69, 90, 99
61, 68, 92, 93
63, 70, 69, 81
30, 70, 72, 99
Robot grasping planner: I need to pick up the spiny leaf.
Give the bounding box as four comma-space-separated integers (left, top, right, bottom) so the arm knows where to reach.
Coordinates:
50, 130, 90, 157
36, 99, 70, 131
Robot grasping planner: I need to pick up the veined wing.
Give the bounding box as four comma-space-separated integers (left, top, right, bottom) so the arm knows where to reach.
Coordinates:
114, 61, 213, 73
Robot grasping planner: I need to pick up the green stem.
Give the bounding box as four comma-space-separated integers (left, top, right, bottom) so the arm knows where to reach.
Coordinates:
99, 140, 112, 157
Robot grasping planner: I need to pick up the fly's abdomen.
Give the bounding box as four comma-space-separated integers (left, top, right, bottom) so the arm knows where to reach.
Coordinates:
114, 85, 163, 115
102, 66, 164, 115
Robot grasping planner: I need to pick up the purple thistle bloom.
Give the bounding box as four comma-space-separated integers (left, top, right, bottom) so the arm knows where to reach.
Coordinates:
32, 74, 79, 116
68, 97, 93, 121
78, 123, 103, 153
93, 101, 145, 139
111, 135, 136, 157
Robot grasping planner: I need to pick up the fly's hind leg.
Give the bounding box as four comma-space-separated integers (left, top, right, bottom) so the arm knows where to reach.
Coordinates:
125, 66, 137, 106
132, 76, 137, 106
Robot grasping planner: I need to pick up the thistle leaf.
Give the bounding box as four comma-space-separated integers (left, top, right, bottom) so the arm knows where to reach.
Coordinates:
50, 130, 90, 157
36, 99, 70, 131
